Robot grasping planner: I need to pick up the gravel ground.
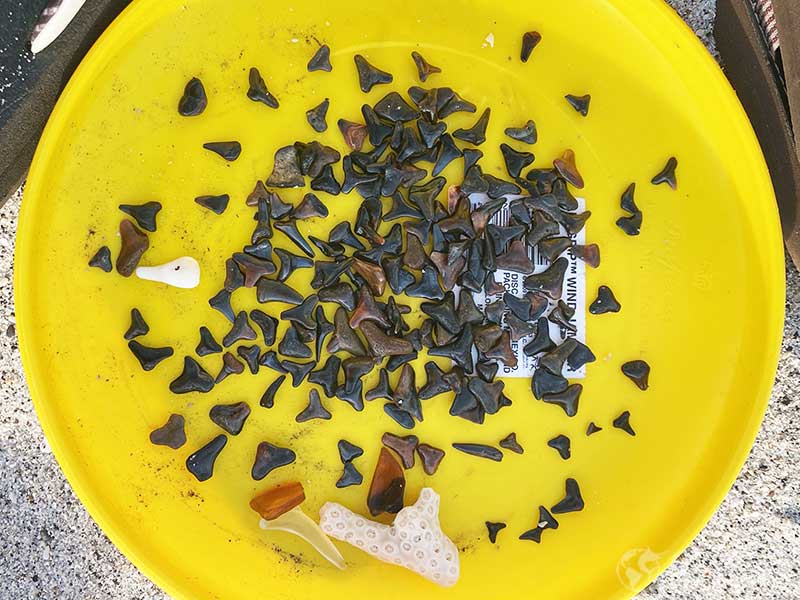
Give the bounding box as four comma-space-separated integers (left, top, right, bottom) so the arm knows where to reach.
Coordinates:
1, 1, 798, 599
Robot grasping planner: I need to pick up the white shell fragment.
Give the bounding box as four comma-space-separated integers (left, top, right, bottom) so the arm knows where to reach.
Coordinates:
260, 506, 346, 570
135, 257, 200, 289
319, 488, 460, 587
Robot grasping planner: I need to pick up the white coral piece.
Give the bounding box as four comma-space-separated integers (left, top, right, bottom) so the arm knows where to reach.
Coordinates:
319, 488, 459, 587
135, 257, 200, 288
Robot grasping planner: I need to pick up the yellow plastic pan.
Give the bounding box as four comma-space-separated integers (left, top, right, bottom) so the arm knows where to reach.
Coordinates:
15, 0, 784, 598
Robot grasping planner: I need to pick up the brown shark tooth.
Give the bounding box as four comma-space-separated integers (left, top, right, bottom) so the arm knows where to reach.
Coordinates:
539, 338, 578, 375
307, 44, 332, 72
499, 432, 524, 454
500, 143, 534, 179
306, 98, 330, 132
119, 201, 162, 232
128, 341, 174, 371
209, 401, 251, 435
405, 265, 444, 301
259, 375, 286, 409
507, 313, 537, 341
553, 149, 584, 189
170, 357, 215, 394
247, 67, 279, 108
548, 300, 577, 333
256, 279, 303, 305
504, 119, 538, 144
349, 287, 391, 329
351, 258, 387, 296
233, 252, 276, 287
410, 51, 441, 82
429, 326, 474, 371
338, 119, 368, 151
375, 91, 420, 122
354, 54, 393, 92
281, 360, 316, 387
538, 237, 572, 263
421, 292, 460, 334
251, 443, 297, 480
266, 145, 304, 188
196, 326, 222, 356
573, 243, 600, 268
551, 478, 585, 514
520, 31, 542, 62
453, 107, 490, 145
523, 257, 569, 300
542, 383, 582, 416
613, 411, 636, 436
278, 324, 313, 359
473, 323, 503, 353
495, 239, 534, 274
124, 308, 149, 341
589, 285, 621, 314
403, 232, 428, 271
418, 361, 450, 399
566, 340, 596, 371
392, 363, 422, 421
186, 435, 227, 482
237, 345, 262, 374
621, 360, 650, 390
342, 356, 379, 391
178, 77, 207, 116
149, 414, 186, 449
328, 307, 367, 356
359, 321, 414, 356
335, 378, 365, 411
365, 368, 393, 401
215, 352, 245, 383
468, 377, 505, 414
222, 311, 258, 347
280, 295, 319, 330
318, 281, 357, 312
245, 180, 270, 207
483, 331, 517, 368
381, 433, 418, 469
88, 246, 113, 272
651, 157, 678, 189
116, 220, 149, 277
416, 444, 445, 475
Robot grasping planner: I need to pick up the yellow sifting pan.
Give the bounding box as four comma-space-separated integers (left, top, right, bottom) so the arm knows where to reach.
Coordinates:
15, 0, 785, 598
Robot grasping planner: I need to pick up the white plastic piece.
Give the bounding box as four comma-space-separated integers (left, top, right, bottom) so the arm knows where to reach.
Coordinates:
135, 257, 200, 289
319, 488, 459, 587
260, 506, 346, 570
